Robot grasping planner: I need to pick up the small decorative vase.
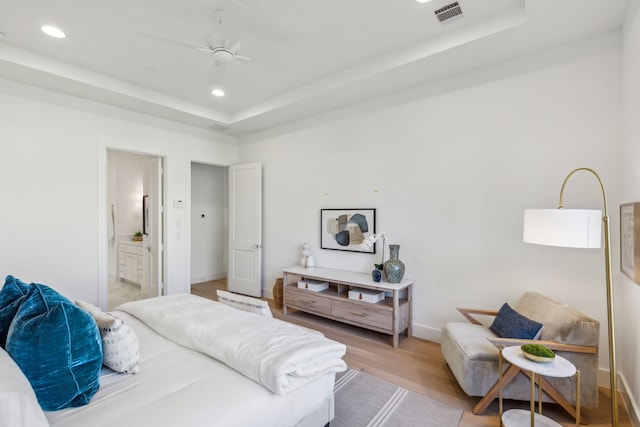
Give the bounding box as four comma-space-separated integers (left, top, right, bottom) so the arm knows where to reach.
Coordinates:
305, 255, 315, 268
371, 268, 382, 282
383, 244, 405, 284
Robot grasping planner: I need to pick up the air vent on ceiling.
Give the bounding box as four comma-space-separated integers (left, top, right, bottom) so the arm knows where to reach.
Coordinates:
434, 2, 463, 24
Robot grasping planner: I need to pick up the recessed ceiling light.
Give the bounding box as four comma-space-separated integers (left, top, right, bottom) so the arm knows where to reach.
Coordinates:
41, 25, 66, 39
416, 0, 433, 3
211, 89, 225, 97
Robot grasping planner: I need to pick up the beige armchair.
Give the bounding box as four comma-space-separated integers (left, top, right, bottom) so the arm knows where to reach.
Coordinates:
440, 292, 599, 420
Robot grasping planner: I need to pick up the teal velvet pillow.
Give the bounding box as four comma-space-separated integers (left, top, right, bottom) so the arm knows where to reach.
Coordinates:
6, 283, 102, 411
0, 275, 30, 348
490, 303, 543, 340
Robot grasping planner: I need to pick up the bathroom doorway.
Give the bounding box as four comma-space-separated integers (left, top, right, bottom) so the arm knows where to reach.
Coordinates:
107, 149, 165, 310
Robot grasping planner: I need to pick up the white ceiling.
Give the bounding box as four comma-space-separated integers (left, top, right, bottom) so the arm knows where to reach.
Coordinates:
0, 0, 630, 137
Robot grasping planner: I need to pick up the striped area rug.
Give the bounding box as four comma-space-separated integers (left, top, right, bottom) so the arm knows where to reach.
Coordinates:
332, 368, 463, 427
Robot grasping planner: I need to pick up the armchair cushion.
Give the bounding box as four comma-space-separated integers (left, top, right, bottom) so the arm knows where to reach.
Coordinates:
515, 292, 599, 346
489, 303, 543, 339
441, 322, 502, 396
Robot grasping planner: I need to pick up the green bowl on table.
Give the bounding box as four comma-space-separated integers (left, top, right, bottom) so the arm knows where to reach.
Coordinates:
520, 344, 555, 363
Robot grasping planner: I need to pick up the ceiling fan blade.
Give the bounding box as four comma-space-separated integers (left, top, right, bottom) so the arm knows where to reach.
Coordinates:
195, 45, 215, 53
226, 39, 249, 61
230, 39, 242, 53
231, 0, 249, 12
135, 31, 209, 51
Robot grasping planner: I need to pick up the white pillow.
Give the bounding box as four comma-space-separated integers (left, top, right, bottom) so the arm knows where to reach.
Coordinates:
216, 290, 272, 317
0, 347, 50, 427
75, 300, 140, 374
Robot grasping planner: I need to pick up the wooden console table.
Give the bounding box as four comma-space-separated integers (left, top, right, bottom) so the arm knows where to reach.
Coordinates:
282, 266, 413, 348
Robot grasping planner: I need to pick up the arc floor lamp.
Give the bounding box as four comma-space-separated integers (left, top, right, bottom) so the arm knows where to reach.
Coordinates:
522, 167, 618, 427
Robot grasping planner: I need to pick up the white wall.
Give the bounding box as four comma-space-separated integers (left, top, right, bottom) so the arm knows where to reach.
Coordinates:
190, 163, 228, 283
621, 2, 640, 422
0, 78, 238, 307
239, 33, 623, 377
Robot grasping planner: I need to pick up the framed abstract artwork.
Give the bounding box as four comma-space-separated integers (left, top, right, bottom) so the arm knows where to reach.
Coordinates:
320, 208, 376, 253
620, 202, 640, 284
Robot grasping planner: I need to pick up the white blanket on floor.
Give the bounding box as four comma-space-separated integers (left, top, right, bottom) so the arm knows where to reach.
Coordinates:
116, 294, 347, 395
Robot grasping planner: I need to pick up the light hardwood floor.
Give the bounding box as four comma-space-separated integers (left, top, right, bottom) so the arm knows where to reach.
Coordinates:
191, 280, 631, 427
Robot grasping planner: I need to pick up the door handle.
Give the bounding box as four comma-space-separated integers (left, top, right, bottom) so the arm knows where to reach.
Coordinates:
254, 244, 262, 249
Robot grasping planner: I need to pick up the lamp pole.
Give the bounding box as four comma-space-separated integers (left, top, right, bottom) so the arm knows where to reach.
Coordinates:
558, 168, 618, 427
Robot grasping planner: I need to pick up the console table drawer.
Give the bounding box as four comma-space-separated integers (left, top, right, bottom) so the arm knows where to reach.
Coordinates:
332, 300, 391, 331
286, 288, 331, 315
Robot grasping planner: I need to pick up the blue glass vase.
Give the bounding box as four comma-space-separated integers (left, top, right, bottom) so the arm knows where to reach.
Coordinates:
371, 268, 382, 282
383, 244, 405, 284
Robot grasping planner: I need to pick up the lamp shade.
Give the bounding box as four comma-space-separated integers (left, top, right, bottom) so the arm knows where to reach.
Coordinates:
523, 209, 602, 249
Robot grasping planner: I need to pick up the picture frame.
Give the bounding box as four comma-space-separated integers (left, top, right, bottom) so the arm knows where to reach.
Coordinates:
143, 195, 149, 235
620, 202, 640, 284
320, 208, 376, 253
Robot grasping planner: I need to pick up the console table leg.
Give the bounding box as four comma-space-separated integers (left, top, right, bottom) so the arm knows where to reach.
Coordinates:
407, 285, 413, 337
283, 273, 288, 315
392, 290, 399, 348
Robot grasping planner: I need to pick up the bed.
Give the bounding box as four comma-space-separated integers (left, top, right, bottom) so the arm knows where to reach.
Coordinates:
0, 277, 347, 427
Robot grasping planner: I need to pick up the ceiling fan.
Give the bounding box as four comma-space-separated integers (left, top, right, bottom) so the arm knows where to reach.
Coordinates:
138, 0, 251, 95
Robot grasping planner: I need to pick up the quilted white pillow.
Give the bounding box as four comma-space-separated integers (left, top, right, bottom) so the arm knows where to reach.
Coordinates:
216, 290, 272, 317
75, 300, 140, 374
0, 347, 49, 427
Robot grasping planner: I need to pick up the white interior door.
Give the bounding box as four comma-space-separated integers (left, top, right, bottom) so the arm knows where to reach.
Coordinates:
228, 162, 262, 297
143, 157, 164, 297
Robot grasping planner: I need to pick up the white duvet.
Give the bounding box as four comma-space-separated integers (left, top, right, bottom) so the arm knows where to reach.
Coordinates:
117, 293, 347, 395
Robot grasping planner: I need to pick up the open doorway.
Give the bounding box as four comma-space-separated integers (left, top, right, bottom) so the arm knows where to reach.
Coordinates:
190, 162, 228, 298
107, 149, 165, 310
190, 162, 263, 298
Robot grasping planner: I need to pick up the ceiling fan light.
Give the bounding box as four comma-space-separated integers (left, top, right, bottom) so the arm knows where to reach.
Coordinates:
211, 88, 225, 97
212, 48, 235, 63
41, 25, 66, 39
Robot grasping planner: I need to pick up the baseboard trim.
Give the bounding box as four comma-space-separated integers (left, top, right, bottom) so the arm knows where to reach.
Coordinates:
411, 323, 441, 343
620, 373, 640, 427
190, 272, 226, 284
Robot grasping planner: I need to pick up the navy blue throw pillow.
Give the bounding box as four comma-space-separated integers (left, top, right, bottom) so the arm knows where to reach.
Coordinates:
490, 303, 543, 339
6, 283, 102, 411
0, 275, 30, 348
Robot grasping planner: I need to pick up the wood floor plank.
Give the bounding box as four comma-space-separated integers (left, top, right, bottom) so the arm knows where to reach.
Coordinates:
191, 280, 631, 427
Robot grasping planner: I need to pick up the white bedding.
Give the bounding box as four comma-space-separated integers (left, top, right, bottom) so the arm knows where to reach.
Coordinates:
117, 294, 347, 395
45, 311, 336, 427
